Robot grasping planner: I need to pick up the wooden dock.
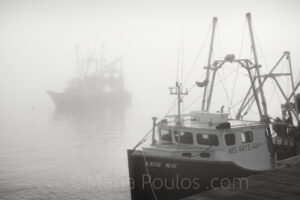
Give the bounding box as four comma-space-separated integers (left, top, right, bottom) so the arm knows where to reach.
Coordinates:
182, 156, 300, 200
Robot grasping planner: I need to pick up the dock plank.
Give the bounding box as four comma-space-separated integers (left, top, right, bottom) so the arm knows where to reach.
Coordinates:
182, 157, 300, 200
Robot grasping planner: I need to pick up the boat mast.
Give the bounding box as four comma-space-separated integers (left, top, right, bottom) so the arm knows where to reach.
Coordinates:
235, 53, 287, 119
287, 52, 300, 124
201, 17, 217, 112
286, 53, 300, 154
170, 82, 188, 144
246, 13, 269, 122
246, 13, 276, 165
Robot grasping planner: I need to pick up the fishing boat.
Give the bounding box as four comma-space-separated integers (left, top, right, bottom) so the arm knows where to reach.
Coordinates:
127, 13, 300, 200
47, 47, 131, 110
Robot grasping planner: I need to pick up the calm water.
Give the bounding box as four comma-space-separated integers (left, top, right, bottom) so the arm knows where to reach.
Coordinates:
0, 100, 157, 200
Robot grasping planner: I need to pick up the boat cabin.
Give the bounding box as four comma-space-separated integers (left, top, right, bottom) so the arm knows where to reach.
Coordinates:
143, 111, 272, 170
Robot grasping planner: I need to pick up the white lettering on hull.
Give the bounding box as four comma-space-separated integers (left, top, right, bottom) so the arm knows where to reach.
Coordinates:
145, 161, 178, 169
228, 141, 265, 154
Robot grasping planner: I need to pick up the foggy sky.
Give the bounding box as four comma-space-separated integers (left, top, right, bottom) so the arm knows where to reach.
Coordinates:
0, 0, 300, 120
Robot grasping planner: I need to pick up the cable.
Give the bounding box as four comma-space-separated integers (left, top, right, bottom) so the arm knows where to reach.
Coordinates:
216, 70, 233, 116
181, 31, 184, 84
163, 24, 212, 117
229, 63, 240, 116
183, 94, 204, 112
142, 151, 158, 200
238, 18, 247, 59
268, 82, 277, 106
228, 19, 246, 115
133, 129, 153, 150
183, 67, 240, 112
296, 67, 300, 83
182, 23, 212, 88
216, 23, 223, 59
176, 32, 181, 82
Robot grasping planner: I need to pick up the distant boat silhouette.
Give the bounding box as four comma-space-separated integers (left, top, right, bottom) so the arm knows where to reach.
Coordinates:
47, 47, 131, 110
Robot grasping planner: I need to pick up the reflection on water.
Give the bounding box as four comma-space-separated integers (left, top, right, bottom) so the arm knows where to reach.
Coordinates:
0, 105, 132, 200
52, 106, 126, 137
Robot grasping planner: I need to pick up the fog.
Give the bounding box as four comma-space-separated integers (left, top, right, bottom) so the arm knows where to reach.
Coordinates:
1, 0, 300, 199
0, 0, 299, 121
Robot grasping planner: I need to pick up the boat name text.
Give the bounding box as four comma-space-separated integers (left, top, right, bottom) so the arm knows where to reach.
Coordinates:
145, 161, 178, 169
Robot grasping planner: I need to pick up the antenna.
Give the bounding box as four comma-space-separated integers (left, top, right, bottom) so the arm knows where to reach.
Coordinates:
169, 81, 188, 144
169, 82, 188, 124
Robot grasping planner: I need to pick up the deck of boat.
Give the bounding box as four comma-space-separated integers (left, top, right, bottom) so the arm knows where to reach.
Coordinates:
181, 156, 300, 200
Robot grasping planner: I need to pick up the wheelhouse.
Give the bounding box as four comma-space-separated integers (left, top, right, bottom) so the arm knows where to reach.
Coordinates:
158, 128, 221, 147
154, 112, 267, 155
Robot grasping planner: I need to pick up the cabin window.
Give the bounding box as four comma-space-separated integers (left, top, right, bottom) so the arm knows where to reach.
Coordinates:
225, 134, 235, 146
160, 129, 172, 142
174, 131, 193, 144
241, 131, 253, 143
197, 134, 219, 146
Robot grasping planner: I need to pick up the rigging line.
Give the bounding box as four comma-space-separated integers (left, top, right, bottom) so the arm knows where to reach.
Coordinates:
142, 151, 158, 200
216, 69, 233, 116
182, 23, 212, 88
296, 68, 300, 83
133, 128, 153, 150
215, 67, 240, 86
265, 56, 284, 106
187, 83, 196, 94
279, 59, 287, 100
216, 52, 234, 114
238, 18, 247, 58
134, 29, 208, 151
168, 96, 179, 117
181, 31, 184, 84
265, 57, 284, 108
216, 24, 223, 59
227, 97, 247, 113
136, 96, 176, 148
176, 32, 183, 82
183, 94, 203, 112
256, 52, 285, 59
180, 83, 197, 108
183, 68, 239, 112
254, 27, 284, 111
249, 43, 253, 67
228, 60, 280, 114
253, 29, 269, 73
162, 97, 176, 118
212, 51, 230, 100
218, 52, 228, 92
268, 82, 277, 106
286, 59, 291, 97
181, 83, 196, 101
245, 75, 282, 118
229, 63, 240, 115
164, 81, 194, 118
213, 67, 241, 115
228, 70, 270, 114
249, 108, 259, 115
174, 96, 176, 115
138, 134, 153, 148
284, 59, 289, 96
